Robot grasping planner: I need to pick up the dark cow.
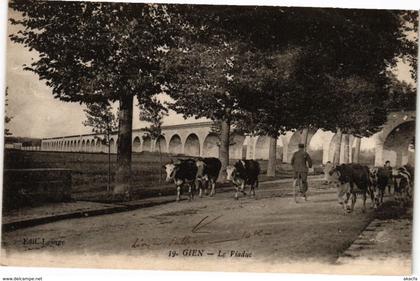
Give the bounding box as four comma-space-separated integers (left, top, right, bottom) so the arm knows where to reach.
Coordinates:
195, 157, 222, 197
163, 159, 198, 201
369, 167, 392, 208
226, 160, 260, 200
393, 164, 414, 204
329, 163, 372, 213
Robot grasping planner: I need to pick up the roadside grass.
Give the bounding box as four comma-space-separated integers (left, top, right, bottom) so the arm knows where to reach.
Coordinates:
4, 149, 324, 202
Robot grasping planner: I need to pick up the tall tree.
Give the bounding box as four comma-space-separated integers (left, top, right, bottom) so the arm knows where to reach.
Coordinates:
285, 9, 419, 164
165, 38, 248, 180
165, 5, 303, 179
83, 102, 118, 192
237, 8, 418, 168
234, 47, 305, 175
10, 1, 175, 195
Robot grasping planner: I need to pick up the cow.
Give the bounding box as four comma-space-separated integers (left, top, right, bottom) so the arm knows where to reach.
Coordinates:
329, 163, 372, 213
369, 167, 392, 208
195, 157, 222, 197
226, 160, 260, 200
393, 164, 414, 204
163, 159, 198, 202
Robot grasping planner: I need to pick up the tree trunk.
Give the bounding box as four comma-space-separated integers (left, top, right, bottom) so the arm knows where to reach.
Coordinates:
158, 139, 163, 183
343, 134, 350, 164
114, 95, 134, 196
218, 119, 230, 182
333, 129, 342, 165
353, 137, 361, 163
301, 127, 309, 151
267, 136, 277, 177
108, 138, 111, 192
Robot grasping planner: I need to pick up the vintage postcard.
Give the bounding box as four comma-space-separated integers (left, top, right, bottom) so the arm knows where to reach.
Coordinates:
1, 0, 418, 276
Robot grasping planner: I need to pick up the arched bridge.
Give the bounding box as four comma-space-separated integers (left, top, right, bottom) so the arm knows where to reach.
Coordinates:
41, 111, 415, 167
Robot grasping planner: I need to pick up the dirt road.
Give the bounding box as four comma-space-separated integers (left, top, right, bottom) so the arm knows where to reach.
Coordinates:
1, 180, 410, 274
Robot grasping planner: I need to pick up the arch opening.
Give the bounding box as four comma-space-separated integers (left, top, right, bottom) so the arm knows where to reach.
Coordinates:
184, 134, 200, 156
155, 136, 168, 153
383, 121, 415, 166
254, 136, 270, 160
133, 137, 141, 152
109, 138, 116, 154
142, 136, 152, 152
169, 134, 183, 154
203, 133, 219, 157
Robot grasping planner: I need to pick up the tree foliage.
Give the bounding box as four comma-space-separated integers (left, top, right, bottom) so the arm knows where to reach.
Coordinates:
9, 0, 178, 194
83, 102, 118, 144
166, 7, 418, 139
10, 1, 173, 105
139, 97, 168, 140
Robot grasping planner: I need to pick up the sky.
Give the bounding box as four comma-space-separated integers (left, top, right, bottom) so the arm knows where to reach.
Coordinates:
5, 8, 208, 140
4, 7, 417, 151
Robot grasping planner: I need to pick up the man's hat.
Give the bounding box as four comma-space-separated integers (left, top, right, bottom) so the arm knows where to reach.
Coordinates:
298, 143, 305, 148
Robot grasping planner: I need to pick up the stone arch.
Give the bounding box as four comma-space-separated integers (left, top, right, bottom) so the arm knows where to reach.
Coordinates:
328, 133, 343, 163
276, 136, 284, 161
77, 140, 81, 152
230, 134, 246, 160
254, 136, 270, 160
203, 133, 219, 157
169, 134, 183, 154
109, 138, 116, 154
81, 140, 86, 152
382, 121, 415, 166
86, 140, 91, 152
142, 136, 152, 152
155, 135, 168, 153
133, 137, 141, 153
184, 133, 200, 156
328, 133, 375, 165
96, 139, 102, 152
90, 139, 96, 152
307, 129, 325, 165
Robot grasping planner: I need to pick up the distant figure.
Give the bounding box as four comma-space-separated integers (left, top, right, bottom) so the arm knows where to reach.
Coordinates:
384, 160, 393, 194
323, 161, 334, 185
291, 143, 313, 200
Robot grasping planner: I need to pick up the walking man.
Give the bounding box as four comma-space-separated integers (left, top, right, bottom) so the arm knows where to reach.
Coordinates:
384, 160, 393, 194
291, 143, 313, 200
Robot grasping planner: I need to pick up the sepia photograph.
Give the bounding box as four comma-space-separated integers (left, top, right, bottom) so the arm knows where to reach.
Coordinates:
0, 0, 418, 276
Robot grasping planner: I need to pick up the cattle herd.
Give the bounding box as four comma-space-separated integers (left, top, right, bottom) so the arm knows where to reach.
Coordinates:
163, 158, 260, 201
329, 163, 414, 213
163, 158, 414, 214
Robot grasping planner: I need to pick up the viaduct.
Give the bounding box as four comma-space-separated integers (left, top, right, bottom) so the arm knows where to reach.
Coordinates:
41, 110, 415, 167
